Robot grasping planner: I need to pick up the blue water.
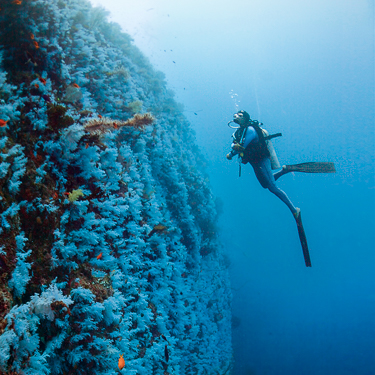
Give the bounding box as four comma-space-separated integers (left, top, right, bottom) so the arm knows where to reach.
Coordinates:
93, 1, 375, 373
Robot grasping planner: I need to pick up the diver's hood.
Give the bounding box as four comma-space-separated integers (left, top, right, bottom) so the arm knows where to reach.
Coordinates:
229, 111, 249, 128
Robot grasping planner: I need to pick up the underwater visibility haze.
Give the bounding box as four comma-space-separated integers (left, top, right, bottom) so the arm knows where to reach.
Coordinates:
0, 0, 374, 374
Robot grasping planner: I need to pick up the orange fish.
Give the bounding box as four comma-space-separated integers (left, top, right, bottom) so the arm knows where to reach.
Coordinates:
96, 252, 102, 260
53, 192, 58, 200
113, 122, 118, 129
30, 33, 35, 40
0, 119, 9, 127
154, 224, 166, 231
85, 143, 89, 149
72, 83, 80, 88
39, 77, 46, 84
98, 114, 102, 118
12, 0, 22, 4
118, 354, 125, 370
34, 83, 39, 89
33, 41, 39, 49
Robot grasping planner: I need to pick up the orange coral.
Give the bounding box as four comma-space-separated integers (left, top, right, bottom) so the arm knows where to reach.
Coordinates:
83, 113, 154, 136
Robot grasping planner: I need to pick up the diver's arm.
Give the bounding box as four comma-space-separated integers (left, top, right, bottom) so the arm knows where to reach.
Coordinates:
243, 127, 258, 148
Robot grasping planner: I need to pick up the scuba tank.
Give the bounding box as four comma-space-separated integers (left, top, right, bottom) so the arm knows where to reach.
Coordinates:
262, 129, 281, 170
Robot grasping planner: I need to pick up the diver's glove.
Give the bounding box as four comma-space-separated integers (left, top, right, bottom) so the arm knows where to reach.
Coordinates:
226, 149, 237, 160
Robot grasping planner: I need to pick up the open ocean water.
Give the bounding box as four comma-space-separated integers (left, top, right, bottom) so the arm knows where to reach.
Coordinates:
91, 1, 375, 374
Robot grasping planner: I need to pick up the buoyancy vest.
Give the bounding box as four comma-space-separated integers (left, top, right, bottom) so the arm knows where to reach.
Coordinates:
234, 121, 279, 164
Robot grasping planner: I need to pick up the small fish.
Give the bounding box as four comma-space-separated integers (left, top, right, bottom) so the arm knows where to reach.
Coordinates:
25, 51, 37, 67
42, 94, 51, 102
34, 83, 39, 89
30, 33, 35, 40
39, 77, 46, 84
118, 354, 125, 370
72, 83, 80, 88
53, 192, 58, 200
147, 224, 167, 238
12, 0, 22, 4
96, 252, 102, 260
33, 41, 39, 49
0, 119, 9, 127
164, 345, 169, 362
173, 61, 175, 63
154, 224, 166, 231
113, 122, 118, 129
85, 143, 89, 149
98, 114, 102, 118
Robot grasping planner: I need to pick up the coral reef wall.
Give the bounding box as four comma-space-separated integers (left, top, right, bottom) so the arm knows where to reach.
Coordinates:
0, 0, 232, 374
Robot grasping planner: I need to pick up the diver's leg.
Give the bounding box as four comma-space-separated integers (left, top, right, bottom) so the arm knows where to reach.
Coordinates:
252, 161, 270, 189
254, 159, 298, 215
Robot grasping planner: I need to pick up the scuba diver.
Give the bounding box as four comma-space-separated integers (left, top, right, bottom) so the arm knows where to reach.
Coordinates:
226, 110, 336, 267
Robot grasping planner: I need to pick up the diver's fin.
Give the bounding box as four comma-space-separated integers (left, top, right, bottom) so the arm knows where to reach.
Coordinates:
275, 162, 336, 181
295, 211, 312, 267
284, 162, 336, 173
